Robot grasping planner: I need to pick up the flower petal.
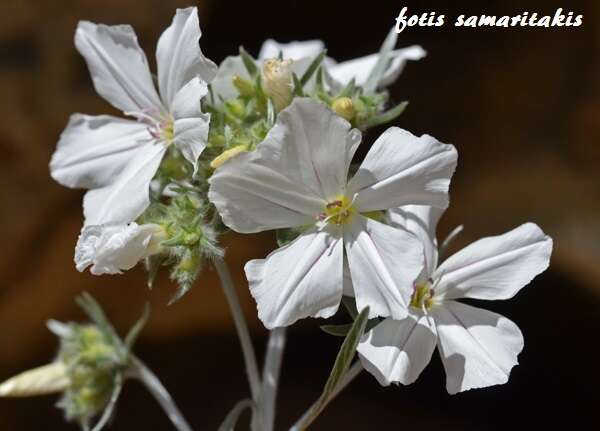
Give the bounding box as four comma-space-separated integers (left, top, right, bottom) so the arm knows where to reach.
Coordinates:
208, 99, 360, 233
258, 39, 326, 61
156, 7, 217, 108
75, 223, 163, 275
358, 313, 437, 386
246, 227, 343, 329
388, 205, 445, 277
75, 21, 163, 114
434, 223, 553, 300
83, 142, 166, 225
50, 114, 150, 189
349, 127, 457, 212
344, 215, 424, 319
433, 301, 523, 394
276, 98, 361, 200
171, 77, 210, 171
327, 46, 426, 90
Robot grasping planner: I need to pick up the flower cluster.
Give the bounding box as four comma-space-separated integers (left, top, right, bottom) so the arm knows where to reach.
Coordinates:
8, 5, 554, 429
0, 294, 148, 430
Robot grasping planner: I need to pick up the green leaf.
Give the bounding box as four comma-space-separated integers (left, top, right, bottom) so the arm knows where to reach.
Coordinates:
292, 73, 304, 97
320, 323, 353, 337
364, 27, 397, 94
300, 50, 326, 87
276, 227, 299, 247
218, 399, 254, 431
315, 66, 324, 92
364, 101, 408, 128
302, 306, 370, 427
239, 46, 258, 77
124, 303, 150, 351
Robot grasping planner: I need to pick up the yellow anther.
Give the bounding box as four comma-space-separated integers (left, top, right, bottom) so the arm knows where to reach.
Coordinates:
409, 282, 435, 311
210, 144, 250, 169
322, 195, 355, 225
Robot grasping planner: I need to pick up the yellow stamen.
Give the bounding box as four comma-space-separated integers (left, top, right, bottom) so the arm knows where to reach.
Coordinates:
210, 144, 250, 169
409, 282, 435, 311
322, 195, 355, 225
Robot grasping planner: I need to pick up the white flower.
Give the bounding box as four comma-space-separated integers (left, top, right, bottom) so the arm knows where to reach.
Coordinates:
258, 38, 426, 92
75, 223, 165, 275
50, 7, 216, 226
357, 205, 553, 394
208, 99, 457, 329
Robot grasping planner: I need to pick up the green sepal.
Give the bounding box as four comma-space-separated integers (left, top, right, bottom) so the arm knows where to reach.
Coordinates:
292, 73, 304, 97
320, 323, 353, 337
300, 50, 327, 87
364, 27, 398, 94
239, 46, 258, 77
364, 101, 408, 128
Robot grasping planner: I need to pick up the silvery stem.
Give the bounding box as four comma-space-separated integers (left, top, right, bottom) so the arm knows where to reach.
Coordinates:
130, 357, 193, 431
289, 361, 364, 431
260, 327, 287, 431
214, 258, 262, 402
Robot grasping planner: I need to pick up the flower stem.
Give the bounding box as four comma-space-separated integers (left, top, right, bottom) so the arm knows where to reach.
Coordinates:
289, 361, 363, 431
259, 327, 287, 431
130, 357, 193, 431
213, 258, 262, 402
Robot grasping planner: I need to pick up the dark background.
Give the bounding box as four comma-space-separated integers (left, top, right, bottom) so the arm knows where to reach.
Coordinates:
1, 0, 599, 429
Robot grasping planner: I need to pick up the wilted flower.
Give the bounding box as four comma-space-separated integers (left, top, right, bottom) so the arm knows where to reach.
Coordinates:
75, 223, 165, 275
357, 206, 553, 393
209, 99, 457, 329
50, 7, 216, 226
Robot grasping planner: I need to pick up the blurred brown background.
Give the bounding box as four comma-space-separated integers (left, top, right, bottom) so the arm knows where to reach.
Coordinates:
1, 0, 599, 429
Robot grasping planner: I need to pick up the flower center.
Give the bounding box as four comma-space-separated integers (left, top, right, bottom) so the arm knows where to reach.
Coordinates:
409, 281, 436, 311
149, 116, 174, 145
126, 108, 174, 145
318, 195, 355, 226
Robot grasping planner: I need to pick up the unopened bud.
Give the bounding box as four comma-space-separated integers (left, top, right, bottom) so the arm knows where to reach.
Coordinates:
0, 362, 69, 397
225, 98, 246, 119
232, 74, 255, 97
331, 97, 355, 121
210, 144, 250, 169
261, 58, 294, 112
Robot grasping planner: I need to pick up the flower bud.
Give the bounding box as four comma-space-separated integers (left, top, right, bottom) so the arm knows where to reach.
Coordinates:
261, 58, 294, 112
0, 362, 69, 397
57, 323, 124, 425
331, 97, 355, 121
225, 98, 246, 119
210, 144, 250, 169
232, 74, 255, 97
